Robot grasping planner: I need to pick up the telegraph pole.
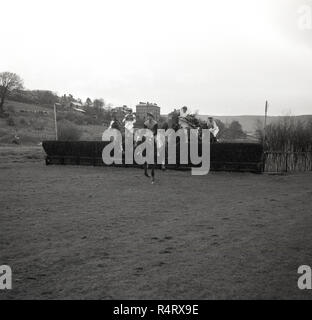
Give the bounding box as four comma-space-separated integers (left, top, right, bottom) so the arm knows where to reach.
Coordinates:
54, 103, 61, 140
263, 100, 268, 150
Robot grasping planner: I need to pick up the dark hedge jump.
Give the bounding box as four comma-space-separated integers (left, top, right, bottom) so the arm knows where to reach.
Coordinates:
42, 141, 264, 173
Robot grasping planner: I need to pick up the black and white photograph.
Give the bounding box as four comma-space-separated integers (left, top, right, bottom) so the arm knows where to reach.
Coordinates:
1, 0, 312, 306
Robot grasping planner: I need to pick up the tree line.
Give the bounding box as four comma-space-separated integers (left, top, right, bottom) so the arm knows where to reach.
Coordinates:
0, 71, 250, 141
0, 71, 106, 113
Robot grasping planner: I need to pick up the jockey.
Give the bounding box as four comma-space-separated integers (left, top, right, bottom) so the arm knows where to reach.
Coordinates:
103, 114, 123, 154
108, 114, 121, 131
143, 112, 158, 183
144, 112, 158, 135
122, 112, 136, 135
179, 106, 190, 118
207, 116, 219, 142
178, 106, 191, 143
178, 106, 190, 129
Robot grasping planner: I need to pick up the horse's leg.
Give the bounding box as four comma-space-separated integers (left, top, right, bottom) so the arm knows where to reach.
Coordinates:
151, 164, 155, 183
144, 162, 150, 177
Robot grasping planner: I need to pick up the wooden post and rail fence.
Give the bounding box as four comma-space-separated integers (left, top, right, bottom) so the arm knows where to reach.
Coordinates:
263, 151, 312, 173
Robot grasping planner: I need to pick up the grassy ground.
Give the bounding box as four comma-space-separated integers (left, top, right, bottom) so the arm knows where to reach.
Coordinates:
0, 100, 105, 144
0, 145, 312, 299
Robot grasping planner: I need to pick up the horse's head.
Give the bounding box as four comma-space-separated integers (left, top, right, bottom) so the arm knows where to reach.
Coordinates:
167, 109, 181, 131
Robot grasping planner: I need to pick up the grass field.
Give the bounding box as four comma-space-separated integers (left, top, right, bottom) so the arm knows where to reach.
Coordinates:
0, 100, 105, 145
1, 146, 312, 299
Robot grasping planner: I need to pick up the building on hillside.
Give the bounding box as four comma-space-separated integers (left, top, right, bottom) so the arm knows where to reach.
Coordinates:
69, 101, 84, 109
135, 102, 160, 121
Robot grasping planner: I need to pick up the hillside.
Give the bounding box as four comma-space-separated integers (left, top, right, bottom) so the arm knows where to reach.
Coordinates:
1, 100, 311, 145
0, 100, 105, 145
197, 115, 312, 133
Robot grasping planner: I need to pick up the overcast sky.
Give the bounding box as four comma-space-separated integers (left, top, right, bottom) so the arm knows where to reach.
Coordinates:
1, 0, 312, 115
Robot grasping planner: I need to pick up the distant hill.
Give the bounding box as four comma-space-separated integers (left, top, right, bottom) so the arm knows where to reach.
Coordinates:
197, 115, 312, 133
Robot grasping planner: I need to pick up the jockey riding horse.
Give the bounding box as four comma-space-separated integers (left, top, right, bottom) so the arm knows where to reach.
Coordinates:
143, 112, 158, 184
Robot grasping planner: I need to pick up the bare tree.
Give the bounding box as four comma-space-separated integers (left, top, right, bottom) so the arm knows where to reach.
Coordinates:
0, 72, 24, 113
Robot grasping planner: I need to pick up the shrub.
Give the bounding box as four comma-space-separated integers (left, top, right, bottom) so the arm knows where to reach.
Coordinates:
19, 118, 27, 125
257, 117, 312, 152
6, 105, 16, 114
0, 112, 9, 119
33, 119, 45, 131
7, 116, 15, 126
63, 111, 85, 125
57, 120, 82, 141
